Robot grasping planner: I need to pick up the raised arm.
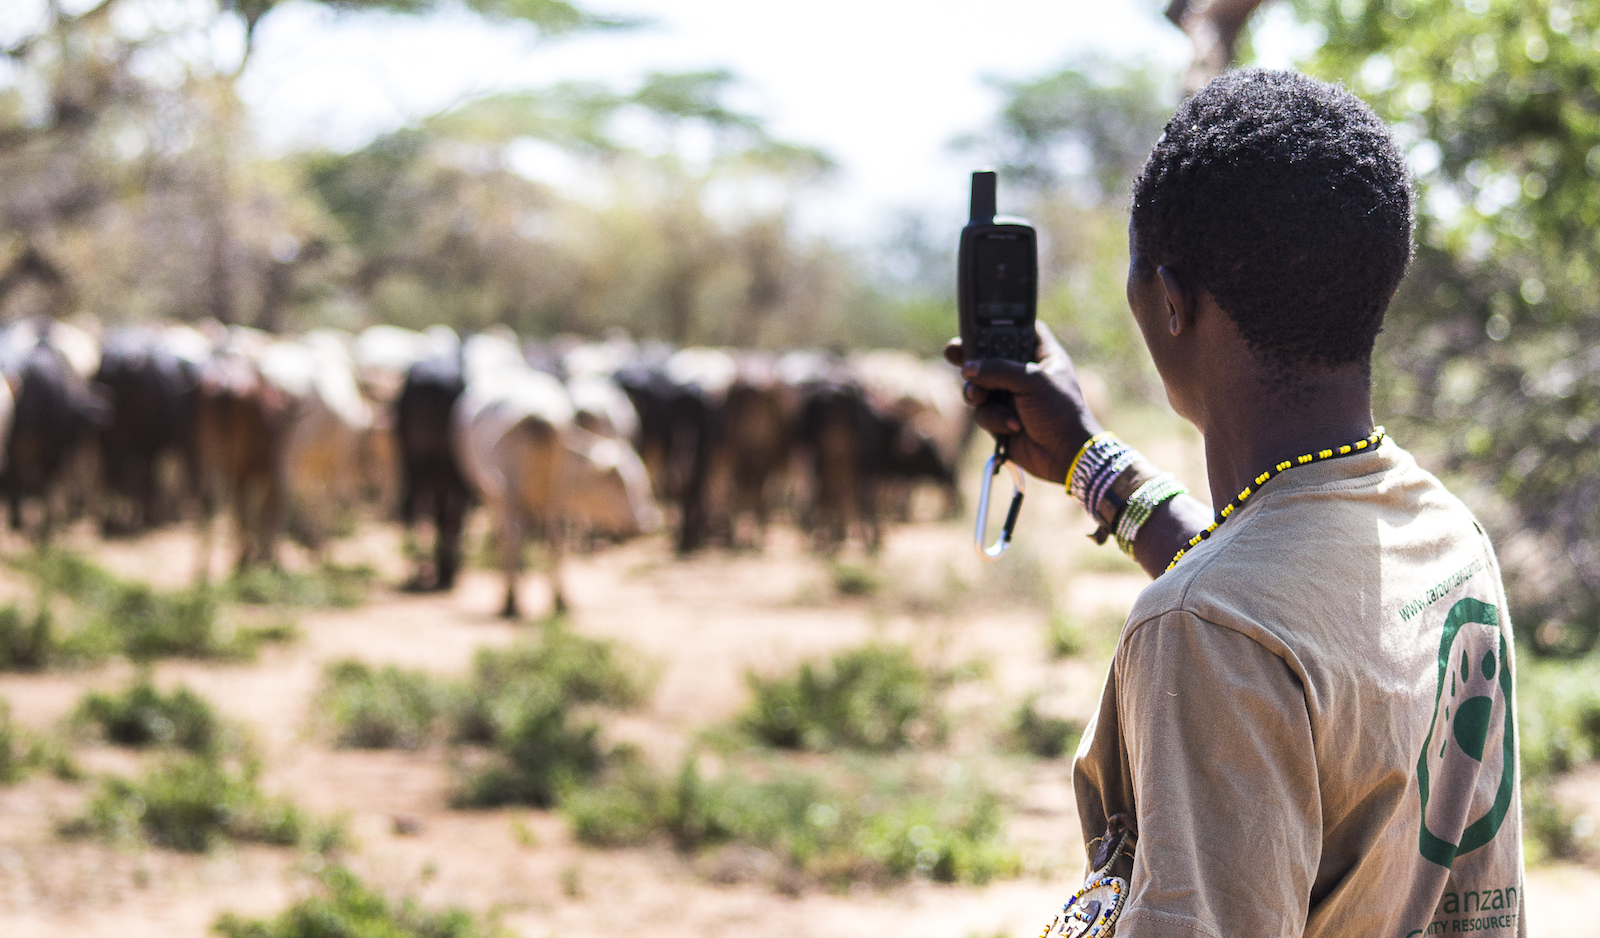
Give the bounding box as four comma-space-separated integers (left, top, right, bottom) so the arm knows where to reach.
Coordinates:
945, 322, 1214, 578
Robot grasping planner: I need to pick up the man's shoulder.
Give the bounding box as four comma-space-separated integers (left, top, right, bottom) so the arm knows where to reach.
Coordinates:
1125, 441, 1493, 652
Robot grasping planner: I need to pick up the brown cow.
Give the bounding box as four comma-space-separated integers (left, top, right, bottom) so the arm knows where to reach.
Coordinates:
192, 335, 291, 578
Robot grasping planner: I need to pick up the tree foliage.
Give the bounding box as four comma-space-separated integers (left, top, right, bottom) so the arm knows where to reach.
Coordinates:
1288, 0, 1600, 652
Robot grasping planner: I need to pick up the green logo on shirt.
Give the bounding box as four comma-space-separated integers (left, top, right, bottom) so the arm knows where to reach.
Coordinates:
1416, 598, 1515, 868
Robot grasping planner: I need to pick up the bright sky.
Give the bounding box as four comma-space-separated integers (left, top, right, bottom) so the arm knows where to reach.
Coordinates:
239, 0, 1201, 242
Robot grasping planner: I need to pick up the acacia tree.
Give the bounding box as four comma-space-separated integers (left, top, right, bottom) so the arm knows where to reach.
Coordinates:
0, 0, 620, 327
300, 70, 839, 344
1289, 0, 1600, 653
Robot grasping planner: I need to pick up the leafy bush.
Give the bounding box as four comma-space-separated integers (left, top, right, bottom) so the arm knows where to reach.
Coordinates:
0, 604, 58, 671
1046, 612, 1086, 659
74, 676, 223, 753
740, 644, 944, 751
214, 865, 504, 938
453, 683, 604, 808
0, 700, 46, 784
227, 563, 375, 609
318, 661, 449, 750
1518, 657, 1600, 781
469, 621, 651, 709
1009, 695, 1082, 759
70, 752, 327, 853
565, 757, 1020, 888
6, 550, 295, 665
829, 562, 880, 597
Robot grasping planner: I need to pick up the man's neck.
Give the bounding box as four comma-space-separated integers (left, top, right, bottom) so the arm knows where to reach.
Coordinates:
1198, 366, 1376, 510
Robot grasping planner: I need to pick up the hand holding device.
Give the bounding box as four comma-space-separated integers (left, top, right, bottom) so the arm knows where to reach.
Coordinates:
957, 171, 1037, 560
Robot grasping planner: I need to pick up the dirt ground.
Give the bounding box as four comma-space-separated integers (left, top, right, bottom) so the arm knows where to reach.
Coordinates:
0, 470, 1595, 935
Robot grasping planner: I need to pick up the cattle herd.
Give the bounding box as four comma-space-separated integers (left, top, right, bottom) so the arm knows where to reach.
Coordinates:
0, 317, 974, 616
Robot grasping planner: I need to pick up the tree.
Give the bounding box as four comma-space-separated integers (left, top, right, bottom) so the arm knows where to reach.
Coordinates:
1288, 0, 1600, 653
0, 0, 624, 327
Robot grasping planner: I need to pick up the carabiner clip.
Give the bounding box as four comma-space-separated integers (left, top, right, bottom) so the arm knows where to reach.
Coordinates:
974, 437, 1025, 561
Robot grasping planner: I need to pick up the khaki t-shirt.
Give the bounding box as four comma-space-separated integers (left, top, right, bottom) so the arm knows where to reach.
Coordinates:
1073, 440, 1525, 938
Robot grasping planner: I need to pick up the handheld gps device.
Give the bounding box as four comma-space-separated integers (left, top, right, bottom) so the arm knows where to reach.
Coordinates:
958, 170, 1038, 370
957, 170, 1034, 562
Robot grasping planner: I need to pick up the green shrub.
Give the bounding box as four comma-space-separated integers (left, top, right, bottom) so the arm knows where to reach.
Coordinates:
318, 660, 449, 750
1009, 695, 1082, 759
0, 700, 46, 784
227, 563, 375, 609
74, 676, 223, 752
214, 865, 504, 938
740, 644, 943, 752
71, 753, 319, 853
0, 605, 55, 670
829, 562, 880, 597
564, 757, 1020, 888
319, 624, 648, 753
1518, 657, 1600, 781
7, 550, 295, 665
453, 683, 603, 808
1046, 612, 1086, 659
470, 621, 651, 709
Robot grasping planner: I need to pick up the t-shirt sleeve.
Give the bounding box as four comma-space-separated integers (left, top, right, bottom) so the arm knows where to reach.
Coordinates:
1115, 609, 1321, 938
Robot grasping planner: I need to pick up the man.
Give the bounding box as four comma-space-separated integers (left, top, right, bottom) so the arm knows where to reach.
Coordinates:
950, 70, 1524, 937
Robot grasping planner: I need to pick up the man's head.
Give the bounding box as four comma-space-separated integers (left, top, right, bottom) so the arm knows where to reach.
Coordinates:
1128, 69, 1414, 378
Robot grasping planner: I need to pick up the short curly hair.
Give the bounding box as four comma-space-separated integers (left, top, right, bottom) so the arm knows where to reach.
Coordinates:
1130, 69, 1414, 371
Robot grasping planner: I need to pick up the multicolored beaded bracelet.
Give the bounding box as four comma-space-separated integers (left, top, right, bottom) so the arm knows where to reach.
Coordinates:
1165, 427, 1387, 572
1114, 473, 1187, 558
1066, 433, 1164, 546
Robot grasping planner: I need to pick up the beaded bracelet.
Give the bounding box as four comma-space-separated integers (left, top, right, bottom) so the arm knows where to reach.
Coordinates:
1113, 473, 1187, 558
1066, 433, 1164, 545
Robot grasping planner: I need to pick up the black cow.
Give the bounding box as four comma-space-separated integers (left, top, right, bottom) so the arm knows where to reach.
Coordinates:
795, 377, 880, 553
95, 328, 199, 534
1, 329, 110, 539
396, 351, 471, 590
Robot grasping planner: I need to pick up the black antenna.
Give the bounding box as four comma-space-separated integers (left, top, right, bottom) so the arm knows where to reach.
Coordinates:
969, 170, 997, 222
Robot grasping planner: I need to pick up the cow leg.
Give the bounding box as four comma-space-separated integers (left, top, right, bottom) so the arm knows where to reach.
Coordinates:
233, 480, 255, 570
498, 508, 522, 619
436, 487, 465, 591
544, 511, 566, 616
859, 476, 882, 555
261, 474, 284, 569
195, 481, 217, 584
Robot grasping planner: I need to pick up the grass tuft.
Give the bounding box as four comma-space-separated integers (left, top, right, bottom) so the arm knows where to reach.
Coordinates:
214, 865, 504, 938
564, 756, 1021, 888
4, 550, 297, 667
74, 675, 223, 753
317, 661, 447, 750
469, 621, 651, 709
451, 682, 604, 808
828, 561, 880, 597
226, 563, 375, 610
316, 622, 646, 808
1008, 695, 1082, 759
0, 700, 48, 784
739, 644, 945, 752
67, 751, 339, 853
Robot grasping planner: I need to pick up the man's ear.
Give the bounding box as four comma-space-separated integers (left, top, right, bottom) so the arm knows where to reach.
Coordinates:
1156, 266, 1196, 337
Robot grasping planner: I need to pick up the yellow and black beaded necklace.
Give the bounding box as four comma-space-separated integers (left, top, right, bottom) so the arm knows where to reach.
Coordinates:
1165, 427, 1386, 572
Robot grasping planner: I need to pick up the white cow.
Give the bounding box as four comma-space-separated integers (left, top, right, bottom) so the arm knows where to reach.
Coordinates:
453, 359, 658, 618
256, 332, 374, 552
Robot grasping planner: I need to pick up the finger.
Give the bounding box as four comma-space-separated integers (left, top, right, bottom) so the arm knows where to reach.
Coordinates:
962, 381, 992, 406
942, 338, 964, 367
973, 400, 1022, 436
1035, 320, 1067, 359
959, 356, 1037, 393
